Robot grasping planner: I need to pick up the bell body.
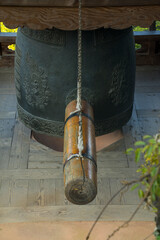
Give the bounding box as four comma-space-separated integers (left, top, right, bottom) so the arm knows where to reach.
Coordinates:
15, 26, 136, 136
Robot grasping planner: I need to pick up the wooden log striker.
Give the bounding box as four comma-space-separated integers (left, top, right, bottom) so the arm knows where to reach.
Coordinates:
63, 100, 97, 204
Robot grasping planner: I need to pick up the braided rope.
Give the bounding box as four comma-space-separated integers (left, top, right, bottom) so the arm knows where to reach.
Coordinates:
77, 0, 85, 184
77, 0, 84, 159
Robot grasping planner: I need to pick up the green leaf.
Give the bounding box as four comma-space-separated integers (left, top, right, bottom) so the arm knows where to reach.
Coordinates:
156, 186, 160, 197
151, 167, 158, 177
135, 43, 142, 50
148, 139, 156, 144
156, 235, 160, 240
153, 144, 158, 153
131, 183, 139, 191
152, 207, 158, 213
151, 192, 156, 201
126, 148, 134, 155
141, 167, 148, 174
152, 181, 157, 196
135, 148, 141, 163
134, 141, 146, 146
144, 145, 154, 159
138, 189, 144, 198
143, 135, 152, 140
142, 145, 149, 153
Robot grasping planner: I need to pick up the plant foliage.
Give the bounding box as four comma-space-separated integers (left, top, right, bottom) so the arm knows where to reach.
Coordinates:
127, 134, 160, 238
127, 134, 160, 205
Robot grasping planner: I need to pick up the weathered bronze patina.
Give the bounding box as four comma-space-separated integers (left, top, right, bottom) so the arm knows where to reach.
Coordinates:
15, 26, 136, 137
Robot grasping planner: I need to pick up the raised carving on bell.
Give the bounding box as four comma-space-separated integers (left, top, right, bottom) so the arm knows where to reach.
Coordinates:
15, 45, 22, 100
17, 104, 64, 136
108, 60, 129, 106
23, 52, 51, 110
15, 26, 136, 137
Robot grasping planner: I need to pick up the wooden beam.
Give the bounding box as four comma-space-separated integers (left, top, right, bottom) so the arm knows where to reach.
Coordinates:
0, 6, 160, 30
149, 21, 156, 31
134, 31, 160, 40
134, 31, 160, 65
0, 33, 16, 43
0, 0, 160, 7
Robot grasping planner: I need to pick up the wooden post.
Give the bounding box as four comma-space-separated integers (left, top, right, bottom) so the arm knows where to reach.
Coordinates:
0, 43, 2, 57
63, 100, 97, 204
149, 21, 156, 31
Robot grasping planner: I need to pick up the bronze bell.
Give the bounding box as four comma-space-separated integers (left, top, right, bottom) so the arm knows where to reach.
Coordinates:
15, 26, 136, 204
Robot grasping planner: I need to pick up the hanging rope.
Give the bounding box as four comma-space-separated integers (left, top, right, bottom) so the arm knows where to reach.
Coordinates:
77, 0, 85, 183
76, 0, 82, 111
67, 0, 85, 184
77, 0, 83, 157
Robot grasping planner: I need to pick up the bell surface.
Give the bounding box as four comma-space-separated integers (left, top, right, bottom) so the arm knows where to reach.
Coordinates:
15, 26, 136, 137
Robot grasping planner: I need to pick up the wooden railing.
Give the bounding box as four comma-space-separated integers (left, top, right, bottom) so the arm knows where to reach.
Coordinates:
0, 32, 16, 67
134, 21, 160, 65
